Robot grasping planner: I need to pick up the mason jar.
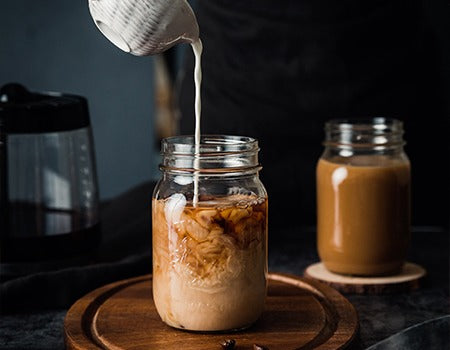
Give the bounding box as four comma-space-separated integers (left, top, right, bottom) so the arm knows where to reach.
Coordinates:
152, 135, 268, 331
316, 118, 411, 276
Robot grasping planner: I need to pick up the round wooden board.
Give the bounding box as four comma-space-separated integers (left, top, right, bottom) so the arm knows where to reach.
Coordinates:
64, 273, 358, 350
304, 262, 426, 294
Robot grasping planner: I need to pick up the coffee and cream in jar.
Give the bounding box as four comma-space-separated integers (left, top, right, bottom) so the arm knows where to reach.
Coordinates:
152, 135, 268, 331
316, 118, 411, 276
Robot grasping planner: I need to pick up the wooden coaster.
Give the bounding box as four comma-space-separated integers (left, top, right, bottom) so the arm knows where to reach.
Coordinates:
64, 273, 359, 350
304, 262, 426, 294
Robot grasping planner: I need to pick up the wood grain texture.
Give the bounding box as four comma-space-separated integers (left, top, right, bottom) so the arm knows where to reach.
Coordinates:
304, 262, 426, 294
64, 273, 358, 350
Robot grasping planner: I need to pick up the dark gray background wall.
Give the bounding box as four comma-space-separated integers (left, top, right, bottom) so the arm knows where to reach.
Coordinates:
0, 0, 159, 200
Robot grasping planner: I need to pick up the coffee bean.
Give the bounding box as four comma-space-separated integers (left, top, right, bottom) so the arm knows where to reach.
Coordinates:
220, 339, 236, 349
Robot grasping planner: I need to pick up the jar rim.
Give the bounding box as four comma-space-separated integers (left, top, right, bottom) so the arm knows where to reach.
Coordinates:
161, 134, 259, 156
325, 117, 403, 131
323, 117, 405, 149
160, 134, 261, 173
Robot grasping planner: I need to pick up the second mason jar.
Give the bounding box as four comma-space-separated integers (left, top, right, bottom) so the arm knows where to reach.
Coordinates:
316, 118, 411, 276
152, 135, 268, 332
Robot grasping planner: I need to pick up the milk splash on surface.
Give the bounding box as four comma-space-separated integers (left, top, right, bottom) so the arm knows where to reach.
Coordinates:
191, 39, 203, 206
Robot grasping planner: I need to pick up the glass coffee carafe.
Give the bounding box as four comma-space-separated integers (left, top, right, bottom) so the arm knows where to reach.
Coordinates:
0, 83, 101, 280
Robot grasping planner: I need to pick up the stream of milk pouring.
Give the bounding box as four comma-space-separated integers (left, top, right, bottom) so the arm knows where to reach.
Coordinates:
191, 39, 203, 207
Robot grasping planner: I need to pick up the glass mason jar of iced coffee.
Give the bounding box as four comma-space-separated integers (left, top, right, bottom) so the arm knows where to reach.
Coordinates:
152, 135, 268, 332
316, 118, 411, 276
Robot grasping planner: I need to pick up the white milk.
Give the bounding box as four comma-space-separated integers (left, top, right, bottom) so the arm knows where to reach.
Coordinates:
191, 39, 203, 206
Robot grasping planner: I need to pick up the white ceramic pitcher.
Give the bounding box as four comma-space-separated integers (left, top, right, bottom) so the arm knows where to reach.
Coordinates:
88, 0, 199, 56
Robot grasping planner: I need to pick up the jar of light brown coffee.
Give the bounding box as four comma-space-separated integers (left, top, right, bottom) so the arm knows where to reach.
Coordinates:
316, 118, 411, 276
152, 135, 268, 332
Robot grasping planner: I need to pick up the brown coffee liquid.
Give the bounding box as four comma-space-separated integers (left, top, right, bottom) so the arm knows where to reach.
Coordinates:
316, 156, 410, 276
152, 194, 267, 331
